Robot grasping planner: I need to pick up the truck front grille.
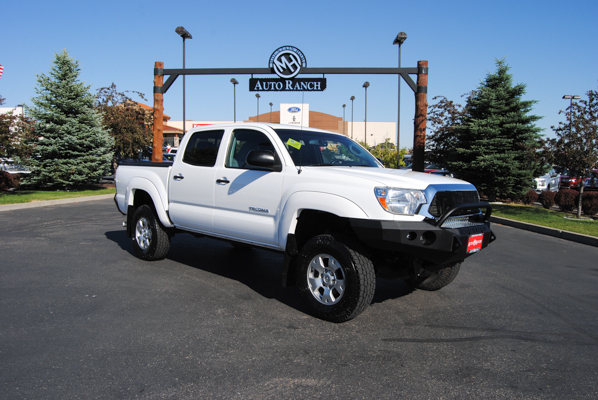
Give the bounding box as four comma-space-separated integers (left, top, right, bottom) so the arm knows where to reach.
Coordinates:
428, 191, 480, 218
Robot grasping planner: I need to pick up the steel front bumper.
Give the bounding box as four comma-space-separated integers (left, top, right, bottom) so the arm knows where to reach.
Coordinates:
350, 202, 495, 265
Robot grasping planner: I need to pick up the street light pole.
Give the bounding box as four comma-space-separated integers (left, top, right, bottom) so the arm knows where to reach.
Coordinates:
230, 78, 238, 123
175, 26, 192, 135
269, 102, 273, 122
350, 96, 355, 139
255, 93, 261, 122
342, 104, 346, 136
393, 32, 407, 165
363, 82, 370, 146
562, 95, 581, 133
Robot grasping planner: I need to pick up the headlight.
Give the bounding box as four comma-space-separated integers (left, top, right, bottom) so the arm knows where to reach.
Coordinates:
374, 187, 427, 215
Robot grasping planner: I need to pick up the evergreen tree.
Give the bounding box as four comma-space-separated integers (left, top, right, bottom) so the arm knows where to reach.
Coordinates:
23, 50, 113, 188
447, 60, 545, 201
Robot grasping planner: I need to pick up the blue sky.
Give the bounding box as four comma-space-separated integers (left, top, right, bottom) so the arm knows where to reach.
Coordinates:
1, 0, 596, 149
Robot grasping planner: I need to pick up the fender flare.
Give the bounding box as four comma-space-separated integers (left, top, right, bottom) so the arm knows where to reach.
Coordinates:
278, 191, 368, 287
278, 191, 369, 248
126, 177, 174, 228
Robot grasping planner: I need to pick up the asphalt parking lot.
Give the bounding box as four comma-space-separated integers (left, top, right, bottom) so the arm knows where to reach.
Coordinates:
1, 198, 597, 399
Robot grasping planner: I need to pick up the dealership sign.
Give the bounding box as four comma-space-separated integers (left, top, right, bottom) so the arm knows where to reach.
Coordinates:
249, 77, 326, 92
249, 46, 326, 92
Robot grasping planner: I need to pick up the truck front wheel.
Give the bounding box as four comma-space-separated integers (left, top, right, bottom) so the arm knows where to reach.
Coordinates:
131, 205, 171, 261
296, 234, 375, 323
408, 262, 461, 291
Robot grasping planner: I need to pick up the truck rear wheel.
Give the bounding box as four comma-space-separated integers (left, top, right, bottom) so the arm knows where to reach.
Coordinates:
131, 205, 171, 261
296, 234, 375, 323
408, 262, 461, 291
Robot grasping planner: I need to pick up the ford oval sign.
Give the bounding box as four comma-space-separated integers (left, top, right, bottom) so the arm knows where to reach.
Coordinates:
288, 107, 301, 113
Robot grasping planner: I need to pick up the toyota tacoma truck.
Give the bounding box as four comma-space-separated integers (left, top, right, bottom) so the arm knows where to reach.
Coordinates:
114, 123, 495, 322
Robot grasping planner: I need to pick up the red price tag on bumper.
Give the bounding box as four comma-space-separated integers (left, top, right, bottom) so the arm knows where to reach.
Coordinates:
467, 234, 484, 254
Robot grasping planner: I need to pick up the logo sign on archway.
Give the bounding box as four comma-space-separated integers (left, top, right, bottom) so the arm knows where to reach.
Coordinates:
270, 46, 306, 78
249, 46, 326, 92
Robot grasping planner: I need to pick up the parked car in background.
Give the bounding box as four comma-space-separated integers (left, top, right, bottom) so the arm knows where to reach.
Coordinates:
429, 169, 453, 177
555, 168, 580, 190
533, 168, 560, 193
584, 177, 598, 191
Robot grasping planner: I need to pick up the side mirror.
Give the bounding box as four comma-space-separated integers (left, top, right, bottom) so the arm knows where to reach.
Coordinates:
246, 150, 281, 172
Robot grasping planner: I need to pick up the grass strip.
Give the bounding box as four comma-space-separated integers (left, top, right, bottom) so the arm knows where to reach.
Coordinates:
0, 188, 116, 205
492, 204, 598, 237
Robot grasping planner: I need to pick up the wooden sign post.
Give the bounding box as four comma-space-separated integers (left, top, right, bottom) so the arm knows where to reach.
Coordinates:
153, 61, 164, 163
412, 61, 428, 172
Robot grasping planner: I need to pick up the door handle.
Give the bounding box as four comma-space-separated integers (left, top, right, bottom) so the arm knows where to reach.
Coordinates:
173, 174, 184, 181
216, 178, 230, 184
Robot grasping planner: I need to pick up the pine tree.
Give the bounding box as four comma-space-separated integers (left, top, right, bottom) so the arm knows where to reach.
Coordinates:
23, 50, 113, 188
447, 60, 544, 201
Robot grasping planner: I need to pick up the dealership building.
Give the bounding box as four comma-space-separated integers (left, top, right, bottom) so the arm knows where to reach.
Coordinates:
166, 103, 396, 148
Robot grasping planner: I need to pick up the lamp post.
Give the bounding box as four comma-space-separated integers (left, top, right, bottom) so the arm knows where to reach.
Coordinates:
230, 78, 238, 123
563, 95, 581, 133
393, 32, 407, 164
269, 102, 273, 122
350, 96, 355, 139
342, 104, 346, 136
363, 82, 370, 145
255, 93, 261, 122
175, 26, 192, 135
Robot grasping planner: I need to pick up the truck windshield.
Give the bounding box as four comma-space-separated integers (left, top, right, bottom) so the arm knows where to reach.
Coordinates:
274, 129, 381, 168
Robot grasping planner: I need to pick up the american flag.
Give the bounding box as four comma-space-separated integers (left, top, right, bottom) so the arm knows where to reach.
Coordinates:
0, 64, 3, 79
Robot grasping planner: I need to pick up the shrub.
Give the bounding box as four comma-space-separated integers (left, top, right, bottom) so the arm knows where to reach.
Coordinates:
538, 190, 556, 209
0, 171, 15, 191
581, 192, 598, 216
522, 190, 538, 205
555, 189, 577, 212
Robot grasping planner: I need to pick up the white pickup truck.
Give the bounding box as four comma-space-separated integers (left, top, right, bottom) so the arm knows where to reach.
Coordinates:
114, 123, 495, 322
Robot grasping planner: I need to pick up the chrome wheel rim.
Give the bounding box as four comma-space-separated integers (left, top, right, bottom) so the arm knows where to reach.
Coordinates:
135, 217, 152, 250
307, 253, 346, 305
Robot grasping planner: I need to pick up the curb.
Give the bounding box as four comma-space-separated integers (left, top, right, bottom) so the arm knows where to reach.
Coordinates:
490, 216, 598, 247
0, 194, 115, 212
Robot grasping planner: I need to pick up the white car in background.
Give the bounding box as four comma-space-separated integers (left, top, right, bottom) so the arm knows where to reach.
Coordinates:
534, 168, 560, 193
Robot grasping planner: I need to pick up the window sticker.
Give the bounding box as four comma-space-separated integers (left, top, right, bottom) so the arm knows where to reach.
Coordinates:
286, 138, 302, 150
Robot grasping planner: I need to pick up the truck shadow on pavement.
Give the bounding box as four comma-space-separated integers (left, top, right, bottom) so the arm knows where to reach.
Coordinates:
105, 230, 416, 315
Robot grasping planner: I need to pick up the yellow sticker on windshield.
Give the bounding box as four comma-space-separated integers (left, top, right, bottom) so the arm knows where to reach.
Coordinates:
286, 138, 302, 150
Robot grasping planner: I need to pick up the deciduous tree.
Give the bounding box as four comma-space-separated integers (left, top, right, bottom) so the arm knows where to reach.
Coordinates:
547, 88, 598, 218
0, 96, 35, 161
426, 95, 468, 168
95, 83, 153, 167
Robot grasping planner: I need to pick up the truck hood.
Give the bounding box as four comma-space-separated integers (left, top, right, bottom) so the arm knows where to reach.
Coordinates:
301, 166, 473, 190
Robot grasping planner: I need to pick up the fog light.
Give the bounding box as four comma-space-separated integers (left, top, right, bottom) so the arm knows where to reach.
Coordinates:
420, 231, 436, 246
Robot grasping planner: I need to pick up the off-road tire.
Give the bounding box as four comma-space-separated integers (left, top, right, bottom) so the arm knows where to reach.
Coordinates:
131, 205, 171, 261
408, 262, 461, 291
296, 234, 375, 323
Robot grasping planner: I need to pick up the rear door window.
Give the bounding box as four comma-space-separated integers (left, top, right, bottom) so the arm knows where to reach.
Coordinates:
182, 130, 224, 167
